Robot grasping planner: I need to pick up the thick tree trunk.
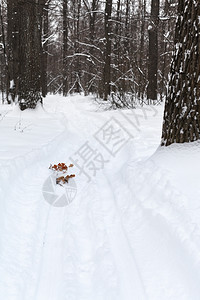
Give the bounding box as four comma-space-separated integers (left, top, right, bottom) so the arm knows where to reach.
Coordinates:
161, 0, 200, 146
18, 0, 42, 110
147, 0, 159, 103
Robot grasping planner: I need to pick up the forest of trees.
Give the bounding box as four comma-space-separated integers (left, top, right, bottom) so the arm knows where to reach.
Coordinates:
0, 0, 179, 109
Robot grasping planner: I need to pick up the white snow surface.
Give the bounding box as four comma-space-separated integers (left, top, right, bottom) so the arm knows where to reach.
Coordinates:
0, 95, 200, 300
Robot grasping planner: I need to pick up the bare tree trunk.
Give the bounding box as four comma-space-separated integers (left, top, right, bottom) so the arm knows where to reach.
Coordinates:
75, 0, 81, 93
18, 0, 42, 110
138, 0, 146, 101
40, 0, 49, 97
112, 0, 121, 94
7, 0, 20, 102
88, 0, 97, 94
122, 0, 130, 95
147, 0, 159, 103
103, 0, 112, 100
63, 0, 68, 96
0, 2, 8, 102
162, 0, 200, 146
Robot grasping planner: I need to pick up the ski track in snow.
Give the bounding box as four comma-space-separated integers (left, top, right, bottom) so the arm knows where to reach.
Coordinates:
1, 95, 200, 299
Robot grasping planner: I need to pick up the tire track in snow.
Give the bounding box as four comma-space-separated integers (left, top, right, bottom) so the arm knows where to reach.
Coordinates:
97, 170, 147, 300
0, 111, 71, 300
123, 160, 200, 299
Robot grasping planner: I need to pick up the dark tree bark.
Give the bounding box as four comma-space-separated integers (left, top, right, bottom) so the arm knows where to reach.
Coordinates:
7, 0, 20, 102
138, 0, 146, 101
0, 2, 8, 102
75, 0, 81, 93
87, 0, 98, 94
112, 0, 121, 93
121, 0, 130, 95
103, 0, 112, 100
63, 0, 68, 96
18, 0, 42, 110
162, 0, 200, 146
39, 0, 49, 98
89, 0, 97, 53
147, 0, 159, 103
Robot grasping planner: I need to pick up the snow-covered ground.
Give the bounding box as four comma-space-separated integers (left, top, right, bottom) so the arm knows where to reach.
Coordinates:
0, 95, 200, 300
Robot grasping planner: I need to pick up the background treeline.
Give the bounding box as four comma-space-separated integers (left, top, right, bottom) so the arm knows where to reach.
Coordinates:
0, 0, 178, 107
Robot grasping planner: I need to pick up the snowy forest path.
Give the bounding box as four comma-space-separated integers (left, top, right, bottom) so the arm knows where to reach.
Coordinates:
0, 95, 150, 300
1, 95, 200, 300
